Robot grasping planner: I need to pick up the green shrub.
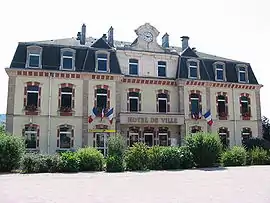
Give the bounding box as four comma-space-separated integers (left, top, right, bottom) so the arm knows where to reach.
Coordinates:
125, 142, 149, 171
221, 146, 247, 167
107, 134, 125, 157
76, 147, 104, 171
185, 132, 222, 168
21, 153, 62, 173
249, 147, 270, 165
59, 151, 80, 172
160, 147, 182, 170
147, 146, 163, 170
106, 156, 125, 172
243, 138, 270, 151
178, 146, 195, 169
0, 133, 25, 172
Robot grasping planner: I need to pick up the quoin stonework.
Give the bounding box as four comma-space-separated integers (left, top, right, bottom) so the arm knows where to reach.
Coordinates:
5, 23, 263, 155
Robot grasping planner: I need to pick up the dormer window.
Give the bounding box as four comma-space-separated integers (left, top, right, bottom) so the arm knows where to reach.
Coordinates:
214, 62, 226, 81
237, 65, 248, 83
129, 59, 138, 75
157, 61, 166, 77
61, 49, 75, 71
187, 59, 199, 79
96, 52, 109, 72
26, 46, 42, 68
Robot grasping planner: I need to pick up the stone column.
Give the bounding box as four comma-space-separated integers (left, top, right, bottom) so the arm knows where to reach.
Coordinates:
6, 76, 16, 134
82, 80, 89, 147
205, 86, 211, 133
255, 90, 262, 137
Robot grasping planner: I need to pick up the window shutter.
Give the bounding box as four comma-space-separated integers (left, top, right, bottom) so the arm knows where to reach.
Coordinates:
139, 93, 142, 111
156, 94, 159, 112
94, 89, 97, 107
126, 130, 130, 147
249, 106, 251, 116
93, 133, 96, 147
127, 92, 130, 111
198, 94, 201, 102
107, 89, 110, 99
36, 127, 40, 148
168, 131, 171, 146
248, 97, 251, 105
22, 128, 25, 137
225, 95, 228, 103
58, 88, 61, 108
71, 129, 74, 148
225, 105, 228, 116
57, 128, 60, 148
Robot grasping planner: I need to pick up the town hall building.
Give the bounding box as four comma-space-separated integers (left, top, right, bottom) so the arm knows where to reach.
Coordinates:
5, 23, 262, 155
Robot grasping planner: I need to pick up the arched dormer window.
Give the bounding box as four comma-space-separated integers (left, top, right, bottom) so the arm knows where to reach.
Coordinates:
187, 59, 200, 79
26, 46, 42, 68
60, 48, 76, 71
213, 62, 226, 81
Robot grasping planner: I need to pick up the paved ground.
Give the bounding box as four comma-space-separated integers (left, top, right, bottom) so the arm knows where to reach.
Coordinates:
0, 166, 270, 203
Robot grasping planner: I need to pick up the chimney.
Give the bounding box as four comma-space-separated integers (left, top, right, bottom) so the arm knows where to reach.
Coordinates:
80, 24, 86, 45
107, 26, 114, 47
181, 36, 189, 50
192, 47, 197, 52
102, 34, 107, 41
162, 33, 169, 48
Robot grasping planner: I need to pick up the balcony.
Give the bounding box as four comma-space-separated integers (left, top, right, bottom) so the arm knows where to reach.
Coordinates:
119, 112, 184, 125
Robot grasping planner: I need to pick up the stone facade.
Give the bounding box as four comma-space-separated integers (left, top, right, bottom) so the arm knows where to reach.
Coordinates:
5, 23, 262, 154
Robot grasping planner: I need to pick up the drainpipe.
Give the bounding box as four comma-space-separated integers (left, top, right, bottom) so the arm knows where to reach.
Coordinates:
47, 74, 52, 154
232, 87, 236, 146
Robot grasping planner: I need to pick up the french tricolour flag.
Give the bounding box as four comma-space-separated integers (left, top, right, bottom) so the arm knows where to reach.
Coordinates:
88, 107, 98, 123
203, 110, 213, 126
106, 108, 114, 124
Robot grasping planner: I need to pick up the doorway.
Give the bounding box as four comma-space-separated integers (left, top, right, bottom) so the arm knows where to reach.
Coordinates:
95, 133, 109, 156
144, 133, 153, 147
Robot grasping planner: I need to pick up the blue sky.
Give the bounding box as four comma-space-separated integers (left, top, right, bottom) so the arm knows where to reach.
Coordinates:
0, 0, 269, 116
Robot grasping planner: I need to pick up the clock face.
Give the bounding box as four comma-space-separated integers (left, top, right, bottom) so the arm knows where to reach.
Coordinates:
142, 31, 153, 42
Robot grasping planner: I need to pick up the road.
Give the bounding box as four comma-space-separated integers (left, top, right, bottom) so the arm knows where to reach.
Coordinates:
0, 166, 270, 203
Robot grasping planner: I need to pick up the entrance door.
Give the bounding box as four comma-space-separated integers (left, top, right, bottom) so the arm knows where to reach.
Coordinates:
144, 133, 153, 147
95, 133, 109, 156
159, 132, 168, 146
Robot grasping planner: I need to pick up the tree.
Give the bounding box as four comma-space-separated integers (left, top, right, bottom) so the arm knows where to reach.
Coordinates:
0, 124, 5, 134
262, 116, 270, 142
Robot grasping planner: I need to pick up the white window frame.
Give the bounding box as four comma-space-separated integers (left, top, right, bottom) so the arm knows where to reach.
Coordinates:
129, 96, 139, 112
158, 132, 168, 146
60, 48, 76, 71
60, 87, 73, 108
187, 59, 200, 79
26, 86, 39, 107
214, 62, 226, 81
96, 90, 108, 109
96, 52, 109, 73
26, 46, 42, 69
157, 61, 167, 77
24, 128, 37, 149
129, 59, 139, 75
237, 64, 249, 83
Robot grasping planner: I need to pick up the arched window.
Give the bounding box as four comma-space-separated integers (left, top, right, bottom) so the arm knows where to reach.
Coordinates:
218, 127, 229, 148
240, 94, 251, 120
127, 88, 141, 112
59, 83, 75, 116
57, 125, 74, 149
189, 91, 202, 119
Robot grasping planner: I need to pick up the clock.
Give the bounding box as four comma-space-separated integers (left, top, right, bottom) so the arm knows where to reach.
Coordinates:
142, 31, 153, 42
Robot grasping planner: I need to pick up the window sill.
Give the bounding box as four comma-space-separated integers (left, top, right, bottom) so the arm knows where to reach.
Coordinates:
60, 67, 75, 71
56, 148, 75, 153
218, 116, 228, 120
26, 149, 40, 153
24, 108, 40, 116
27, 66, 42, 69
242, 116, 251, 120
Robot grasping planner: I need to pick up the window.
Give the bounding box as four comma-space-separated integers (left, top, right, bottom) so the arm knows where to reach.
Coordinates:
61, 50, 74, 70
29, 54, 40, 68
238, 66, 248, 83
129, 59, 138, 75
23, 125, 39, 149
26, 85, 39, 111
127, 127, 140, 147
217, 95, 226, 118
190, 93, 201, 118
26, 46, 42, 68
191, 126, 201, 134
60, 87, 72, 111
158, 93, 167, 113
188, 60, 199, 78
97, 88, 107, 110
215, 63, 225, 81
129, 92, 139, 112
218, 127, 229, 148
240, 96, 250, 117
158, 127, 169, 146
97, 53, 108, 72
58, 125, 73, 149
242, 127, 252, 145
158, 61, 166, 77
